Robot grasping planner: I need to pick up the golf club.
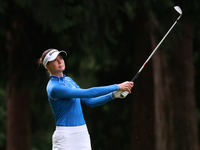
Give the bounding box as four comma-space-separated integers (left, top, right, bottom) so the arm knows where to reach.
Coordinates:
121, 6, 182, 97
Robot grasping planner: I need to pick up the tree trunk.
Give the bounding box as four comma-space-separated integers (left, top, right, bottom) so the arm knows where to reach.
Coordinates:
6, 31, 31, 150
151, 19, 199, 150
131, 9, 155, 150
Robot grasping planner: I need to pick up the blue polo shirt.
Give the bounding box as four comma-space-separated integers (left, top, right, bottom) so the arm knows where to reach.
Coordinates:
46, 75, 119, 126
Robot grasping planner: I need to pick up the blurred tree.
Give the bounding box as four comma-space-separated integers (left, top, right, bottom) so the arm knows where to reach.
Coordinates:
130, 3, 155, 149
5, 1, 31, 150
2, 0, 63, 150
149, 1, 200, 149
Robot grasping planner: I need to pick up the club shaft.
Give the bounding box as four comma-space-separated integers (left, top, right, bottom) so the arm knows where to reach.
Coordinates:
138, 20, 178, 73
121, 17, 180, 98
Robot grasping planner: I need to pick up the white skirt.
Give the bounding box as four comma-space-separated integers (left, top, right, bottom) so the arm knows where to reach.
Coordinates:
52, 125, 91, 150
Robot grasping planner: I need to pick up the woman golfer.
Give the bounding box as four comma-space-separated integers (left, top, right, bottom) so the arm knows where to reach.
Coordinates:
38, 48, 133, 150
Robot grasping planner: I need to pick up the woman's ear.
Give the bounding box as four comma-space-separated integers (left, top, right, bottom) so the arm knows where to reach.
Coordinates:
46, 64, 49, 70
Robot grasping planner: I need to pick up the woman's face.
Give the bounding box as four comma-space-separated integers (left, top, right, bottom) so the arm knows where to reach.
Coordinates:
46, 54, 65, 76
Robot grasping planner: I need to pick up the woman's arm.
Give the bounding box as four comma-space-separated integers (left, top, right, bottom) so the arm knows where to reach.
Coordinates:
81, 93, 115, 108
49, 84, 119, 99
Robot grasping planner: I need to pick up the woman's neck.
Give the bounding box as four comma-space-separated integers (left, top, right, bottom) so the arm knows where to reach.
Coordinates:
50, 72, 63, 77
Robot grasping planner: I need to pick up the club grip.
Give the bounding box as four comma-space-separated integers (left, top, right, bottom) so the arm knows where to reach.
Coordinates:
131, 72, 140, 82
120, 72, 141, 98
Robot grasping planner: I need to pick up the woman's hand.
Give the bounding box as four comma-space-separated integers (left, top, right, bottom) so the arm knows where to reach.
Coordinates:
117, 81, 134, 93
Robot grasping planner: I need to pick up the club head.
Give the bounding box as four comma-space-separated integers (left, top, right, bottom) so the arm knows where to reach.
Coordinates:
174, 6, 182, 14
174, 6, 182, 20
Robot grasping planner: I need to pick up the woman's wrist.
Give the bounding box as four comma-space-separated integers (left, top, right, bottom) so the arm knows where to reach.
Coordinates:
112, 92, 115, 98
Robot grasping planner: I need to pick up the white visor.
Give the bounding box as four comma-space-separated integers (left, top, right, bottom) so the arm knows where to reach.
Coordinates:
43, 49, 67, 68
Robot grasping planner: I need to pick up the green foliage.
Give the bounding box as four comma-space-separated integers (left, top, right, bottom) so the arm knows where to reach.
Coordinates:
0, 0, 7, 14
123, 1, 136, 21
15, 0, 84, 33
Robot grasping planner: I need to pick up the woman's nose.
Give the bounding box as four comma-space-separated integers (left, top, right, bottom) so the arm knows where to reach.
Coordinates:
57, 59, 61, 63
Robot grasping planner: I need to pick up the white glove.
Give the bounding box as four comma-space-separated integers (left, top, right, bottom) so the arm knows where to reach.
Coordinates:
113, 91, 129, 98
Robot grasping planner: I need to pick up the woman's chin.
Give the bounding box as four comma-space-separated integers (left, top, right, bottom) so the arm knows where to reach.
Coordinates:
59, 67, 65, 71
